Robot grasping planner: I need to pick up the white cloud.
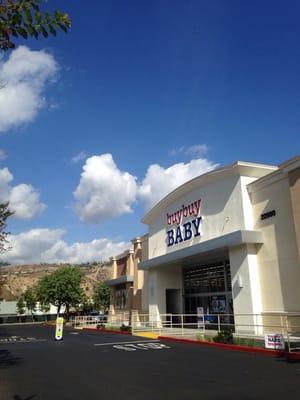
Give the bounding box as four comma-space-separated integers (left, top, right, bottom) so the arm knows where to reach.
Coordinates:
2, 229, 130, 265
70, 151, 87, 165
73, 154, 137, 223
0, 167, 46, 219
0, 149, 7, 161
138, 158, 219, 211
73, 153, 219, 222
0, 46, 58, 133
169, 144, 209, 157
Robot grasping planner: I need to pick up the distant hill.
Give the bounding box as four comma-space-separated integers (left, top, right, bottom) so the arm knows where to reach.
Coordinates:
0, 263, 112, 301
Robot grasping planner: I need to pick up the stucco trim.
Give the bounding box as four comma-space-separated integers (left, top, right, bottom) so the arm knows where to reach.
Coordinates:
138, 230, 263, 270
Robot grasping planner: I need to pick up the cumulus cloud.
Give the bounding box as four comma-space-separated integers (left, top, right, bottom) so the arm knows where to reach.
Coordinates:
0, 149, 7, 161
0, 167, 46, 219
138, 158, 219, 210
2, 229, 130, 265
73, 154, 137, 223
70, 151, 87, 165
0, 46, 58, 133
169, 144, 208, 157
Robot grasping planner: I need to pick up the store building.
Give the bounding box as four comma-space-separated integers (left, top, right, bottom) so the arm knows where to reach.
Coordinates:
105, 235, 148, 319
138, 156, 300, 333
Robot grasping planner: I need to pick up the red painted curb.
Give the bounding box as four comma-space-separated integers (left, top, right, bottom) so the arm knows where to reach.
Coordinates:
83, 327, 132, 335
158, 336, 300, 359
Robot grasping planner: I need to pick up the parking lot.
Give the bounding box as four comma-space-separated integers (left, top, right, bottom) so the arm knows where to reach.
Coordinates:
1, 324, 300, 400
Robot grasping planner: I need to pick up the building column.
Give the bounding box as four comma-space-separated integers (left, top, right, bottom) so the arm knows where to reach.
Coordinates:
110, 257, 117, 279
229, 244, 263, 334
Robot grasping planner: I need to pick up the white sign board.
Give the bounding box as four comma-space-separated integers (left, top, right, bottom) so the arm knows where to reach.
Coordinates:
197, 307, 204, 329
55, 317, 64, 341
264, 333, 285, 350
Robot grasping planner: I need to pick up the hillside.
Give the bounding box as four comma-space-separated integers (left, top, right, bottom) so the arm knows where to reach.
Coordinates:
0, 263, 112, 301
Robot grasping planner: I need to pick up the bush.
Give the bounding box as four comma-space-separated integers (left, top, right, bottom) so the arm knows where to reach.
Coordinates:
120, 324, 131, 332
196, 334, 214, 342
233, 337, 265, 348
213, 329, 234, 344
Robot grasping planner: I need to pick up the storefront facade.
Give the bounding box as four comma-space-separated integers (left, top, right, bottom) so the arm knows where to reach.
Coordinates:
105, 235, 148, 318
138, 157, 300, 332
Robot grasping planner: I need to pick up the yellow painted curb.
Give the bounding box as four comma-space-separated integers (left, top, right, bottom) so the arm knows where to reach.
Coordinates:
133, 332, 159, 339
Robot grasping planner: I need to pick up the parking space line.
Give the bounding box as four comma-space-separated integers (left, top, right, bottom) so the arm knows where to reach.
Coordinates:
94, 339, 159, 346
0, 339, 46, 344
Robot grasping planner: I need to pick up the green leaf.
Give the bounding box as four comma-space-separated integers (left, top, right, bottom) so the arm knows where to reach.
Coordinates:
12, 12, 22, 26
40, 25, 48, 38
44, 12, 51, 24
48, 24, 56, 36
58, 23, 67, 33
10, 28, 18, 38
26, 25, 35, 37
16, 26, 28, 39
31, 2, 40, 12
35, 11, 42, 24
54, 10, 62, 20
25, 8, 33, 25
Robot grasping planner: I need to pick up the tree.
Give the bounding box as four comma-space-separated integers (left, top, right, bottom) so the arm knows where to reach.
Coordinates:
80, 293, 94, 314
16, 296, 25, 321
36, 266, 84, 320
0, 202, 14, 254
0, 0, 71, 51
93, 282, 111, 313
0, 202, 13, 301
23, 287, 36, 321
16, 296, 25, 314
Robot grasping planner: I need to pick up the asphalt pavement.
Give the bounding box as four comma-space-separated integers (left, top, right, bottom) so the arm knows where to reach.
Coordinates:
1, 324, 300, 400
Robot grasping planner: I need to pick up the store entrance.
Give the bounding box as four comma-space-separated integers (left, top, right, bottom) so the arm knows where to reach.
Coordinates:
166, 289, 181, 325
183, 260, 234, 329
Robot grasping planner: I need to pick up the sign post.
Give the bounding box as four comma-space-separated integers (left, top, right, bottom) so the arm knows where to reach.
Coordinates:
55, 317, 64, 341
197, 307, 204, 329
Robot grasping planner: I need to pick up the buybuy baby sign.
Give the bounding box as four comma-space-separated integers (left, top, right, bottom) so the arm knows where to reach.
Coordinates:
166, 199, 202, 247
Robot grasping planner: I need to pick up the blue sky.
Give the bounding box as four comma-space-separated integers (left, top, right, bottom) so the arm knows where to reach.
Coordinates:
0, 0, 299, 264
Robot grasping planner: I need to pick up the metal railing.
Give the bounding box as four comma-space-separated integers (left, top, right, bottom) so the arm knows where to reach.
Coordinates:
70, 312, 130, 329
70, 311, 300, 353
131, 312, 300, 352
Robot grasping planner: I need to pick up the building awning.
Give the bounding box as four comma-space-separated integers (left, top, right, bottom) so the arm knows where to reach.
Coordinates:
105, 275, 134, 286
138, 230, 263, 271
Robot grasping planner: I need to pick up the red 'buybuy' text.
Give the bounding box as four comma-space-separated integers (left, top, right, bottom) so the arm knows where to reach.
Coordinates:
166, 199, 201, 225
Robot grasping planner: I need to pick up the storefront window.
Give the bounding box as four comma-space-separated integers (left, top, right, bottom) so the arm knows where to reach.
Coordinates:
115, 284, 127, 309
183, 261, 233, 315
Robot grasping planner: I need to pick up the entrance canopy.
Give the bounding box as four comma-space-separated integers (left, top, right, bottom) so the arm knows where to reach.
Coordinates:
138, 230, 263, 271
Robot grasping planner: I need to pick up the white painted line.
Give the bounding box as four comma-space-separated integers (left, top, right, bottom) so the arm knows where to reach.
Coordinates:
94, 339, 159, 347
0, 339, 46, 344
69, 332, 79, 335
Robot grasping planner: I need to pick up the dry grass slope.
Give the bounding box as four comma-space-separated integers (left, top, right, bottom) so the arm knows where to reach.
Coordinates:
0, 264, 112, 300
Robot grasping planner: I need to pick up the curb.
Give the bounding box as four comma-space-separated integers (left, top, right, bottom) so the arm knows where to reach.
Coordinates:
158, 336, 300, 360
83, 327, 132, 335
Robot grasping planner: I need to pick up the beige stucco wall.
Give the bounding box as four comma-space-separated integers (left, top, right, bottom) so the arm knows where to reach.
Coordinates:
132, 235, 149, 312
148, 263, 182, 316
289, 167, 300, 262
250, 171, 300, 312
147, 175, 257, 260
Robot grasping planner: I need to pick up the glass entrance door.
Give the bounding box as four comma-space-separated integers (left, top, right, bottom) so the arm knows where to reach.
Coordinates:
183, 261, 234, 329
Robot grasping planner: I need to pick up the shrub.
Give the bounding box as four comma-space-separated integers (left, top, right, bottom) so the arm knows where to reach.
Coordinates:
233, 337, 265, 348
196, 334, 214, 342
213, 329, 234, 344
120, 324, 131, 332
